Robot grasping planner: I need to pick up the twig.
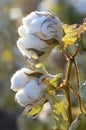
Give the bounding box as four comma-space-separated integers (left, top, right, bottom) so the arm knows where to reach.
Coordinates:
73, 60, 84, 112
69, 84, 83, 113
72, 45, 80, 58
73, 60, 80, 90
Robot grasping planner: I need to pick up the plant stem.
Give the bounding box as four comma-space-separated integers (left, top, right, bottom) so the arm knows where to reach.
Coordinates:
64, 59, 72, 126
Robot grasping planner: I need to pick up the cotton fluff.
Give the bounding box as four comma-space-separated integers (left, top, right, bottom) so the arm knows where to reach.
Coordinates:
25, 79, 46, 100
15, 79, 46, 107
22, 11, 38, 26
15, 89, 31, 107
18, 25, 27, 37
17, 34, 48, 57
22, 11, 63, 42
10, 68, 34, 91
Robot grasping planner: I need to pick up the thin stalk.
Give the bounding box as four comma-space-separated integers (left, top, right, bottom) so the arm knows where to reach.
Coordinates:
69, 84, 84, 112
73, 61, 80, 90
73, 60, 86, 113
64, 59, 72, 126
72, 45, 80, 58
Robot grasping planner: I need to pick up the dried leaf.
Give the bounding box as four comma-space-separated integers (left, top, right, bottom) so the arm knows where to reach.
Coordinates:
62, 24, 78, 49
62, 19, 86, 49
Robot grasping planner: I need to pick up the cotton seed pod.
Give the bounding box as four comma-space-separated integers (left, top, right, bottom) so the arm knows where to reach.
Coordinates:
79, 81, 86, 103
10, 68, 34, 91
22, 11, 63, 42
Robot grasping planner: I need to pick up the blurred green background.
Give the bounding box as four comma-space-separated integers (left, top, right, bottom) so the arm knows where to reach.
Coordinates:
0, 0, 86, 130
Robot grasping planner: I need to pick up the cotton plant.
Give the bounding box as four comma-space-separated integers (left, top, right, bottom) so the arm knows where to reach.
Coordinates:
10, 11, 86, 130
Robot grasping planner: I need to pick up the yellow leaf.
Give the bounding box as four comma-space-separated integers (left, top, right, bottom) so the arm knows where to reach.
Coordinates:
62, 24, 78, 49
22, 105, 43, 117
62, 19, 86, 49
28, 105, 42, 117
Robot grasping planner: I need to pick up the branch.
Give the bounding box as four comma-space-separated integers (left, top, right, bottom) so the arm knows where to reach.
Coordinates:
64, 59, 72, 126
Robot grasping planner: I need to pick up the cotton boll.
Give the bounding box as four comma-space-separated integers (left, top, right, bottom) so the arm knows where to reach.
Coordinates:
10, 68, 33, 91
17, 11, 63, 63
15, 89, 31, 107
25, 80, 46, 100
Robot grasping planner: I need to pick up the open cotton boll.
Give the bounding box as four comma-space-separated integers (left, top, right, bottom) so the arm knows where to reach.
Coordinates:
22, 12, 38, 27
10, 68, 34, 91
17, 35, 48, 56
25, 80, 46, 100
15, 89, 32, 107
